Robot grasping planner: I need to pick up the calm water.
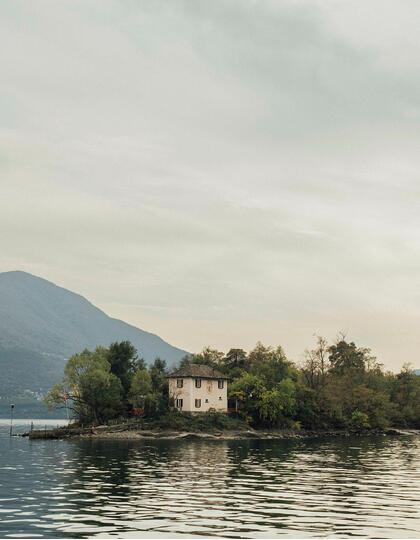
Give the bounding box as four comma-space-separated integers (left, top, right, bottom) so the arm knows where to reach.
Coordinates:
1, 420, 420, 538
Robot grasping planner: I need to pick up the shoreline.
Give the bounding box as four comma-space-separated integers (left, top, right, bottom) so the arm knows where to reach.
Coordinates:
27, 424, 419, 441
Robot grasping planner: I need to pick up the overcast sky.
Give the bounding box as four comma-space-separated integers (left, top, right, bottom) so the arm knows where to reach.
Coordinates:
1, 0, 420, 370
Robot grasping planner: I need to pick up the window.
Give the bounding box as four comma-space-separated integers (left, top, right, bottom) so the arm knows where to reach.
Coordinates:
205, 399, 209, 403
195, 378, 201, 388
195, 399, 201, 408
219, 396, 222, 400
176, 399, 183, 408
177, 379, 183, 388
218, 380, 224, 389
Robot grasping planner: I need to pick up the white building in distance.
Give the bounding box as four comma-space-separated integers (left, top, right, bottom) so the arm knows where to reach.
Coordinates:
167, 364, 229, 413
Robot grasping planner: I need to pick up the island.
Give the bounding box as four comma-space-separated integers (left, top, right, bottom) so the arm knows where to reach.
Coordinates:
29, 336, 420, 440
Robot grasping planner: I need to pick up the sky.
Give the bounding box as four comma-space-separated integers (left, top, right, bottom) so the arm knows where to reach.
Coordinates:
1, 0, 420, 370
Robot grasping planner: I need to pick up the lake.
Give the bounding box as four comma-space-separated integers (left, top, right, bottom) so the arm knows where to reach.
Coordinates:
1, 419, 420, 538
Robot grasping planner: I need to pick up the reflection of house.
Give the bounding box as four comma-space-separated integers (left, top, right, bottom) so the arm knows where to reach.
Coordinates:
167, 364, 228, 413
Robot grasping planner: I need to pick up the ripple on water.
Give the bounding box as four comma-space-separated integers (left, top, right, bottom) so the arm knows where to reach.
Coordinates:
1, 426, 420, 537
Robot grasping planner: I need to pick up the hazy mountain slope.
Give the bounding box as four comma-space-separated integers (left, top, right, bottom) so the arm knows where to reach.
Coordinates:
0, 271, 188, 360
0, 271, 188, 399
0, 347, 65, 398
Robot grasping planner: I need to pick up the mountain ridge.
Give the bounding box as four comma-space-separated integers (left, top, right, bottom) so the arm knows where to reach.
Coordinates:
0, 270, 189, 400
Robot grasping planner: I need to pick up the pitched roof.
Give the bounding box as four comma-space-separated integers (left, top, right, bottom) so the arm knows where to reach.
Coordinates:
167, 364, 229, 379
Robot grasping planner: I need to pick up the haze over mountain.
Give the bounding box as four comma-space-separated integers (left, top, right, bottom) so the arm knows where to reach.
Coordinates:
0, 271, 188, 401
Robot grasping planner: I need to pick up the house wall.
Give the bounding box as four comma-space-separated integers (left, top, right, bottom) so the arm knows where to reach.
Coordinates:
169, 378, 194, 411
168, 377, 227, 413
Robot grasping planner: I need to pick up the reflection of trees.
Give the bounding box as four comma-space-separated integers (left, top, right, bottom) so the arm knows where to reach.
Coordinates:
283, 434, 419, 536
227, 438, 299, 466
22, 434, 420, 538
126, 439, 231, 494
302, 433, 405, 470
66, 438, 235, 528
64, 439, 134, 507
223, 435, 420, 537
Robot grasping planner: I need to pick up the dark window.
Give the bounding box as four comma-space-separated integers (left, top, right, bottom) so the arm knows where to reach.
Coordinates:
218, 380, 224, 389
219, 396, 222, 400
177, 379, 183, 388
176, 399, 183, 408
205, 399, 209, 403
195, 378, 201, 388
195, 399, 201, 408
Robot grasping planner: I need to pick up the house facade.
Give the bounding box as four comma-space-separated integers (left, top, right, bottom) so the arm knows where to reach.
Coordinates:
167, 364, 229, 413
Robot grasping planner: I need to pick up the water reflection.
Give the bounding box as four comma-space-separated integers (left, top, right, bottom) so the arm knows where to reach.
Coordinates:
1, 423, 420, 538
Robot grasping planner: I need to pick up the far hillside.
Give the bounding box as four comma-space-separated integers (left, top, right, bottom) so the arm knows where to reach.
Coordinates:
0, 271, 189, 406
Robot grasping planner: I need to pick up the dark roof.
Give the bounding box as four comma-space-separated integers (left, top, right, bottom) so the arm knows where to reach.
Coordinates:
167, 364, 229, 379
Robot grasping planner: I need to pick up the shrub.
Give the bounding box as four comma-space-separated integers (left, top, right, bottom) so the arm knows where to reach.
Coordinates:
349, 410, 370, 430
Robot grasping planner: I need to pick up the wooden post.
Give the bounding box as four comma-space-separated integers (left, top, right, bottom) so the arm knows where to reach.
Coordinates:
9, 404, 14, 436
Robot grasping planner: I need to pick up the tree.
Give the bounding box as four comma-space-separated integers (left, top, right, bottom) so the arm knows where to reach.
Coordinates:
248, 342, 295, 388
247, 341, 275, 365
178, 355, 193, 369
256, 379, 296, 427
229, 373, 266, 423
390, 363, 420, 427
45, 346, 123, 424
294, 382, 319, 429
129, 369, 153, 406
107, 341, 137, 398
149, 357, 167, 391
134, 356, 147, 371
229, 372, 297, 427
328, 340, 367, 375
149, 357, 169, 415
224, 348, 247, 370
256, 388, 284, 426
192, 346, 224, 367
349, 410, 370, 430
276, 378, 297, 417
128, 369, 156, 416
302, 336, 329, 390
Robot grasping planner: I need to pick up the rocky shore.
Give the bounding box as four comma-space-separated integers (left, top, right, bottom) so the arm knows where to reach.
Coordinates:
28, 423, 414, 441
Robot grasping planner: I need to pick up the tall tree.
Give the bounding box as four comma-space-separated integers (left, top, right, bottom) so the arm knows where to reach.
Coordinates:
302, 335, 329, 390
224, 348, 247, 371
45, 346, 123, 424
149, 357, 169, 415
192, 346, 224, 367
128, 369, 155, 415
107, 341, 137, 398
248, 342, 294, 388
328, 340, 367, 375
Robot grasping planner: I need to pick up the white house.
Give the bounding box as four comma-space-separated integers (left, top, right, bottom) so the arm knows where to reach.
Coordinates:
167, 364, 229, 413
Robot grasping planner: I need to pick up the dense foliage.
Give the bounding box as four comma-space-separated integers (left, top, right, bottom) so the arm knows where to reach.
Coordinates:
176, 338, 420, 430
45, 341, 169, 424
46, 337, 420, 430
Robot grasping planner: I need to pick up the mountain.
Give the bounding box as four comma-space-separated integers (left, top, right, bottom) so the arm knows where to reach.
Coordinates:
0, 271, 189, 402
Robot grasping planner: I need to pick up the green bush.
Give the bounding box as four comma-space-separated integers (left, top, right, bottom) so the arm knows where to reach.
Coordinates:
349, 410, 370, 430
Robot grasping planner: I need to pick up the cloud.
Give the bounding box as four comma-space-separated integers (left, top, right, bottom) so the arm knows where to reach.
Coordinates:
1, 0, 420, 368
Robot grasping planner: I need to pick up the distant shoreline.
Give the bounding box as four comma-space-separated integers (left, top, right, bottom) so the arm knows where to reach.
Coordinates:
27, 424, 419, 441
